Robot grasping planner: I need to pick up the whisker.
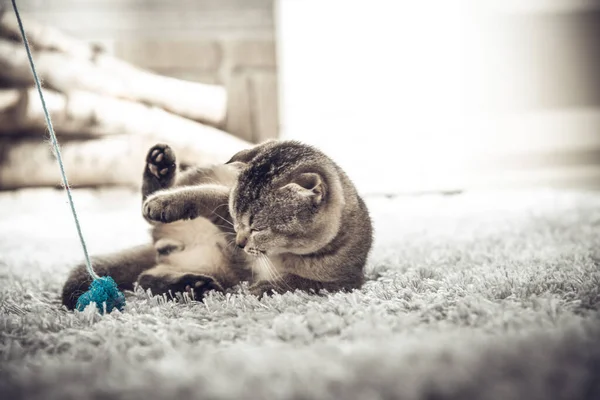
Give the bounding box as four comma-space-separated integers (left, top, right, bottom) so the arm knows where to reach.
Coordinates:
265, 254, 293, 292
262, 254, 279, 278
257, 255, 272, 282
210, 203, 234, 226
212, 203, 230, 212
199, 202, 234, 228
213, 231, 234, 238
266, 259, 279, 283
212, 213, 234, 227
213, 223, 235, 232
260, 254, 289, 293
212, 232, 238, 254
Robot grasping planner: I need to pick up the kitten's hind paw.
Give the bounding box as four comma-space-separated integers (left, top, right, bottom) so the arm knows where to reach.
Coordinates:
137, 271, 224, 301
180, 274, 224, 300
146, 143, 176, 182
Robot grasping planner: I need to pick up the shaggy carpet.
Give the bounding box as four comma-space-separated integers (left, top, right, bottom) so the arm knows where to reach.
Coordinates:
0, 188, 599, 400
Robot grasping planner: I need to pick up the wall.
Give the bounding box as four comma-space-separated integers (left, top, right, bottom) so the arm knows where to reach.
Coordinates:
15, 0, 279, 144
276, 0, 600, 195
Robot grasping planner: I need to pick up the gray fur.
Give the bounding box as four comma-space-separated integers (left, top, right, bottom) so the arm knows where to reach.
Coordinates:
61, 140, 373, 308
228, 140, 373, 296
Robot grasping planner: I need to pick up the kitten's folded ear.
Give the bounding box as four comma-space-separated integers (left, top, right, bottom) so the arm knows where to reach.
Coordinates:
226, 161, 248, 172
283, 172, 325, 206
225, 148, 255, 165
225, 140, 278, 165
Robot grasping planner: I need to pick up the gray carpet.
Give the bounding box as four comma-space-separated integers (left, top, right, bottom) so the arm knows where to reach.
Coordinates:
1, 188, 599, 400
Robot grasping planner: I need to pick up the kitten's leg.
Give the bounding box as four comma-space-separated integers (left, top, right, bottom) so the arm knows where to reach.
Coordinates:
249, 274, 364, 297
142, 143, 178, 201
137, 264, 225, 300
141, 143, 239, 228
143, 185, 233, 231
61, 244, 157, 310
142, 143, 241, 197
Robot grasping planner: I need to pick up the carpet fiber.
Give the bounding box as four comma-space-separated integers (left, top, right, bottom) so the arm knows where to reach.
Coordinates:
1, 188, 599, 400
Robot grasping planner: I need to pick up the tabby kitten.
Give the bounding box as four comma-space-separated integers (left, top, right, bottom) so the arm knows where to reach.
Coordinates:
61, 140, 373, 309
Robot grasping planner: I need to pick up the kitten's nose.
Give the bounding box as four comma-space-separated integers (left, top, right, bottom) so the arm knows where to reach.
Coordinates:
236, 234, 248, 249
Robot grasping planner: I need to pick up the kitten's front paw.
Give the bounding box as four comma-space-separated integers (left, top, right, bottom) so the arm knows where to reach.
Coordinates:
143, 195, 171, 223
143, 195, 198, 223
138, 272, 223, 300
146, 143, 176, 183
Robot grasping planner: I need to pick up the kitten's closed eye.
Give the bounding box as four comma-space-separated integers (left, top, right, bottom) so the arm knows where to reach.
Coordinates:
249, 216, 267, 233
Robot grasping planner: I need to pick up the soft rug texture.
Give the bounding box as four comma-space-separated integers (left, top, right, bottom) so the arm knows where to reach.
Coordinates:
0, 188, 599, 400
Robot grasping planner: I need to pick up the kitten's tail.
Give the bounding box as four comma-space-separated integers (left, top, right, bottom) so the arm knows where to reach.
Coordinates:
61, 244, 156, 310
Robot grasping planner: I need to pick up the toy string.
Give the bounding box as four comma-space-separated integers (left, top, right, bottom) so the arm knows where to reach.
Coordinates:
10, 0, 99, 281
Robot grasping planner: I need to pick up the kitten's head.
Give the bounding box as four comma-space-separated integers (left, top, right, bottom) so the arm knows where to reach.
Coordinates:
227, 141, 345, 256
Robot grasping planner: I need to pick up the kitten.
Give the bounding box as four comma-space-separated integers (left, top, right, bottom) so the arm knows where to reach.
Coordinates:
61, 140, 373, 309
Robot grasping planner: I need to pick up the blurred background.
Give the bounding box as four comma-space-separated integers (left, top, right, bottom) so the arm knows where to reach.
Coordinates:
1, 0, 599, 195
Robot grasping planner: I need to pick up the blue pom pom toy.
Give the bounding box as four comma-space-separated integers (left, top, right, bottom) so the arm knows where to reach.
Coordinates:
76, 276, 126, 314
